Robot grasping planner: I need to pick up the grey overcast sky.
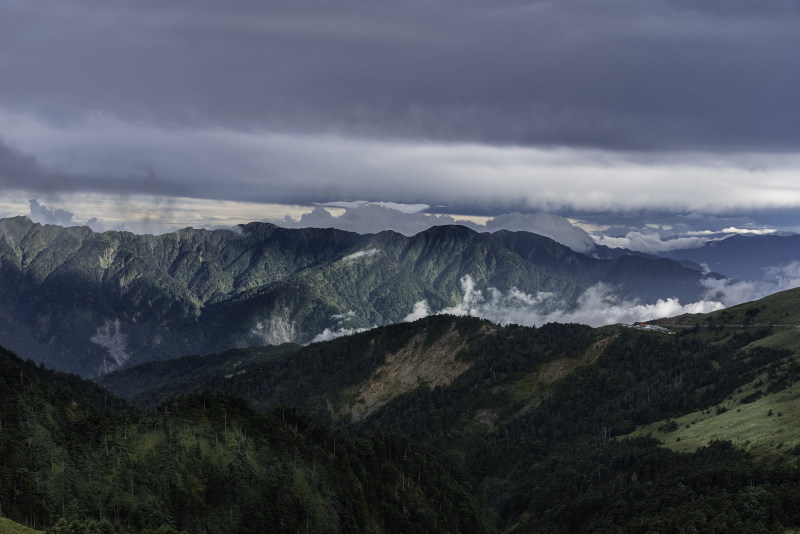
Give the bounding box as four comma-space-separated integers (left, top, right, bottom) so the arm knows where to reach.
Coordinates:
1, 0, 800, 240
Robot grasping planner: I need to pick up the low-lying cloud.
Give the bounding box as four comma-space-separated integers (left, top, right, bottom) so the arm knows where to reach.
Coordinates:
330, 310, 357, 322
412, 262, 800, 329
309, 310, 369, 343
403, 300, 430, 323
341, 248, 381, 263
310, 326, 369, 344
319, 261, 800, 342
701, 261, 800, 307
593, 231, 710, 253
278, 204, 597, 253
408, 275, 725, 328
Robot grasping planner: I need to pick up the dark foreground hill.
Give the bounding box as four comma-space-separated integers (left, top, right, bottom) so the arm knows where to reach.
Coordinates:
0, 347, 492, 533
0, 216, 716, 376
99, 293, 800, 532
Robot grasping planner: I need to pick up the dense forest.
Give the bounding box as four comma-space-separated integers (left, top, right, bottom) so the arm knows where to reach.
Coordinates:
352, 322, 800, 531
3, 298, 800, 531
0, 347, 492, 533
97, 312, 800, 531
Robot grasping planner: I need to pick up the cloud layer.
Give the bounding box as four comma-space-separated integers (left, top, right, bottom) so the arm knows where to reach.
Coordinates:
700, 262, 800, 307
405, 267, 800, 329
5, 122, 800, 217
406, 275, 724, 328
277, 204, 597, 252
0, 1, 799, 229
2, 1, 799, 151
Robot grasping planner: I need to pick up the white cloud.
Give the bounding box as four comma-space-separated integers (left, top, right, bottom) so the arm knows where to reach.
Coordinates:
403, 300, 430, 322
330, 310, 357, 322
700, 261, 800, 306
685, 226, 777, 237
341, 248, 381, 263
319, 200, 430, 214
325, 263, 800, 341
593, 231, 709, 253
277, 204, 596, 252
720, 226, 777, 235
28, 199, 76, 226
434, 275, 724, 327
281, 204, 460, 237
685, 230, 723, 236
310, 327, 369, 344
542, 285, 724, 326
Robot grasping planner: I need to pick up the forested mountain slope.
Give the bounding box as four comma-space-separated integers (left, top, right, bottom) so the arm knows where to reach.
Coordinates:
0, 217, 715, 376
0, 346, 492, 533
100, 300, 800, 532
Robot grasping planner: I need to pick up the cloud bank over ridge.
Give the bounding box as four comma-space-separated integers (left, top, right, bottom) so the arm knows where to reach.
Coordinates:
403, 267, 800, 329
276, 204, 597, 253
415, 275, 724, 328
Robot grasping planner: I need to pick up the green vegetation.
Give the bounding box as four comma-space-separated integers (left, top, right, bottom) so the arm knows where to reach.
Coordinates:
6, 276, 800, 532
0, 517, 43, 534
98, 316, 597, 419
660, 286, 800, 351
344, 322, 800, 531
0, 216, 714, 376
636, 381, 800, 455
95, 344, 301, 404
631, 345, 800, 456
0, 347, 492, 533
99, 306, 800, 531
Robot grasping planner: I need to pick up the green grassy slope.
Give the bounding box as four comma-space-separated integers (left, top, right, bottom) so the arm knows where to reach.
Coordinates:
631, 287, 800, 456
633, 380, 800, 456
0, 517, 43, 534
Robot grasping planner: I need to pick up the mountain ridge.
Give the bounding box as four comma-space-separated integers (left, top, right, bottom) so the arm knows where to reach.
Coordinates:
0, 216, 721, 376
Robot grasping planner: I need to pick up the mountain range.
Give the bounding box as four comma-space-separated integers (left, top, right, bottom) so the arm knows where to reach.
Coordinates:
0, 216, 724, 376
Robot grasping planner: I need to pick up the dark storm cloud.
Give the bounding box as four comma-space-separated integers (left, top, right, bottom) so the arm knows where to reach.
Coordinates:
0, 136, 185, 199
2, 0, 799, 151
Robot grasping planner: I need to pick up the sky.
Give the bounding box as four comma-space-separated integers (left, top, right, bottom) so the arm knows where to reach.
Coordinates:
2, 0, 800, 249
